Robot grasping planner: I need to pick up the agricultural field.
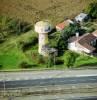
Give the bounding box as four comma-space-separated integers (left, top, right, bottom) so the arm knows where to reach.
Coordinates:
0, 0, 95, 25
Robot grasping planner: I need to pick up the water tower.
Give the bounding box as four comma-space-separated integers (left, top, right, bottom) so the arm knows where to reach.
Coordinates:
35, 21, 52, 56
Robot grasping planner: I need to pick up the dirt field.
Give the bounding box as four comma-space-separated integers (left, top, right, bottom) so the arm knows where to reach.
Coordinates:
0, 0, 95, 25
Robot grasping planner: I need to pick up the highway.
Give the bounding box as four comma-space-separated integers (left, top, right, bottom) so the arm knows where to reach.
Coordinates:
13, 94, 97, 100
0, 76, 97, 89
0, 70, 97, 99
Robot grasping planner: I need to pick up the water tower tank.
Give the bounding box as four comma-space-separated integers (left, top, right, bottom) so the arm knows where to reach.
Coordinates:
35, 21, 52, 33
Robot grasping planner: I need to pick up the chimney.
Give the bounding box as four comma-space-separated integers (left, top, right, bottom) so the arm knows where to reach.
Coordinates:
76, 32, 79, 38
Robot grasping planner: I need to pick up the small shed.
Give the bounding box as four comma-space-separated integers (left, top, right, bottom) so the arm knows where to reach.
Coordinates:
75, 13, 88, 22
42, 45, 58, 56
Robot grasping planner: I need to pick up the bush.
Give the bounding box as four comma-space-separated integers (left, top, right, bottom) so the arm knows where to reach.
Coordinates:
47, 54, 55, 68
0, 65, 3, 69
37, 55, 46, 64
74, 55, 97, 67
20, 62, 32, 68
63, 51, 79, 68
37, 54, 55, 68
55, 59, 64, 65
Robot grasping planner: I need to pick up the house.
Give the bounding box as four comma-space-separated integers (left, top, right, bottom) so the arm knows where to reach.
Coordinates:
68, 30, 97, 54
56, 19, 74, 31
75, 13, 88, 22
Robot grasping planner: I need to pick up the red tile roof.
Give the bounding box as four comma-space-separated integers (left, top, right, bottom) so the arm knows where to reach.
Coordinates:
56, 20, 70, 30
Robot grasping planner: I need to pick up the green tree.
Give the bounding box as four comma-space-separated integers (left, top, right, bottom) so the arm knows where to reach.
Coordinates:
85, 1, 97, 18
56, 23, 81, 55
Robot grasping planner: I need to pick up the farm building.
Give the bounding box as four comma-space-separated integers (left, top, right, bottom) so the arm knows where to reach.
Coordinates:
68, 30, 97, 54
75, 13, 88, 22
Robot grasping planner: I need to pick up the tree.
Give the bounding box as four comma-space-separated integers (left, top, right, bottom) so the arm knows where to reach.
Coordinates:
62, 23, 81, 37
85, 1, 97, 19
56, 23, 81, 55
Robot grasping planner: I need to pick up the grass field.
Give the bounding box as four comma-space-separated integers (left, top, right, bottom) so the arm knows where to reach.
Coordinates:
0, 0, 95, 25
0, 30, 38, 70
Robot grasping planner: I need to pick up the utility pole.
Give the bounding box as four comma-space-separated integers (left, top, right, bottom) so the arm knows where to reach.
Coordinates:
3, 74, 6, 97
54, 53, 56, 69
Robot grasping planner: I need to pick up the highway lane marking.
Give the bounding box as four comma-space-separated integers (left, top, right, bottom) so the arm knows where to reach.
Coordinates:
70, 80, 77, 82
24, 77, 31, 80
75, 74, 97, 77
0, 73, 97, 80
86, 85, 92, 88
89, 79, 97, 81
6, 78, 12, 81
16, 78, 21, 80
44, 88, 48, 91
72, 86, 76, 89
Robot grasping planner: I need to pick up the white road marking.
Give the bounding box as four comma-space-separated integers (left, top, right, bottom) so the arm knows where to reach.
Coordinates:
6, 78, 12, 81
70, 80, 76, 82
89, 79, 97, 81
44, 88, 48, 91
16, 78, 21, 80
75, 74, 97, 77
72, 86, 76, 89
86, 85, 92, 88
24, 77, 30, 80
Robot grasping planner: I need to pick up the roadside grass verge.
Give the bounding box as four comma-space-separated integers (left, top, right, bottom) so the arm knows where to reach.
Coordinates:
74, 55, 97, 67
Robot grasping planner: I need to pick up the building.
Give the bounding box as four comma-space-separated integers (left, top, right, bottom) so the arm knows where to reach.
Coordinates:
56, 19, 73, 31
75, 13, 88, 22
35, 21, 53, 56
68, 30, 97, 54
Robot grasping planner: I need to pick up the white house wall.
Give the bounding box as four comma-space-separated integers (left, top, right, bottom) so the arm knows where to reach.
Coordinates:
68, 42, 79, 51
68, 42, 92, 53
